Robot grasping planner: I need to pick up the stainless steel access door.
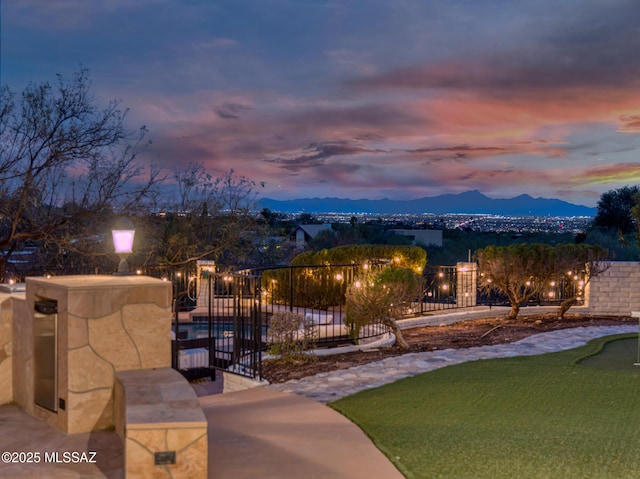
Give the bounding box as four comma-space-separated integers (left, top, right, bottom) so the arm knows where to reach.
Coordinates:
33, 300, 58, 412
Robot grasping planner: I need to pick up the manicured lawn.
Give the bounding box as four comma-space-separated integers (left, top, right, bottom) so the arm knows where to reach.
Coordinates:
330, 334, 640, 479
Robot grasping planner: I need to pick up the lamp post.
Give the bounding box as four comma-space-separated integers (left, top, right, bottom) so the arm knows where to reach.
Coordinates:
112, 217, 135, 275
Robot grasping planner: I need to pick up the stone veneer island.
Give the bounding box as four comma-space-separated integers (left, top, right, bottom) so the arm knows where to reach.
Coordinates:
13, 275, 172, 434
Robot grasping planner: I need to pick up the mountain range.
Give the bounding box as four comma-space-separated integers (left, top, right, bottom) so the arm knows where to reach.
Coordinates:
259, 190, 596, 216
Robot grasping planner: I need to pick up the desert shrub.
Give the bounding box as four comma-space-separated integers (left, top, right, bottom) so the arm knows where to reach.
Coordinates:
266, 311, 316, 362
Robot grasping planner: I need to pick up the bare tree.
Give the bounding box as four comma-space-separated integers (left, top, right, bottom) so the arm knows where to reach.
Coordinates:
0, 69, 162, 281
143, 168, 264, 270
173, 162, 213, 215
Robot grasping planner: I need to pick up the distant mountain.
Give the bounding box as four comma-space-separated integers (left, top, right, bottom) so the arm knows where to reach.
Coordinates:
259, 190, 596, 216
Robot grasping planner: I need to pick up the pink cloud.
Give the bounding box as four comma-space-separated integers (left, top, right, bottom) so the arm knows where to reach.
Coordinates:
618, 115, 640, 133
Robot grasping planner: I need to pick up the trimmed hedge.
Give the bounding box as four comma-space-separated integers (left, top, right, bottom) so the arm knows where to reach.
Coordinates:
292, 244, 426, 271
261, 245, 427, 308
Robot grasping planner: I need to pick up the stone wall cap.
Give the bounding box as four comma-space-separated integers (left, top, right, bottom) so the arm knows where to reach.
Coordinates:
26, 275, 168, 290
116, 368, 207, 426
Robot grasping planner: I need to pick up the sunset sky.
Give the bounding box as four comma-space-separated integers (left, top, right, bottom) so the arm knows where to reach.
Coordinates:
3, 0, 640, 207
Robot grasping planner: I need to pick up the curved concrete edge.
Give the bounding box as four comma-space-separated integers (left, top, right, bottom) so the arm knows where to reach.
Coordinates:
396, 305, 600, 330
312, 332, 397, 356
200, 387, 404, 479
262, 332, 397, 361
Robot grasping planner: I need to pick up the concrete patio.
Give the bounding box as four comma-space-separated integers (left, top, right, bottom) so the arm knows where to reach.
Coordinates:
0, 385, 403, 478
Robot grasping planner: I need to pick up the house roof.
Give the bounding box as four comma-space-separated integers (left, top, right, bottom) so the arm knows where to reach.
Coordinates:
292, 224, 332, 240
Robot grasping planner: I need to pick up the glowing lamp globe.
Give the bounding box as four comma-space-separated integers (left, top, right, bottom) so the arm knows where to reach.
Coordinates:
112, 218, 135, 274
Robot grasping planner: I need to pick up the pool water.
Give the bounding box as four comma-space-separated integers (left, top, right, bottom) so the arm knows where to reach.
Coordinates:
176, 322, 266, 340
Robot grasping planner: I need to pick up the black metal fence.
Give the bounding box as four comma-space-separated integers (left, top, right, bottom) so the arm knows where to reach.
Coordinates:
419, 265, 460, 313
172, 272, 263, 380
171, 265, 395, 381
16, 259, 585, 383
247, 263, 391, 346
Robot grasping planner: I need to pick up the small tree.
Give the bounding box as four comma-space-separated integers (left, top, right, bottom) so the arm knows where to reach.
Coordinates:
633, 192, 640, 249
477, 244, 556, 320
345, 267, 422, 349
478, 243, 610, 321
553, 244, 609, 319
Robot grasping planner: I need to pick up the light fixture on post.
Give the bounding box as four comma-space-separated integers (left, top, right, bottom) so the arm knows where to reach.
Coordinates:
112, 217, 135, 275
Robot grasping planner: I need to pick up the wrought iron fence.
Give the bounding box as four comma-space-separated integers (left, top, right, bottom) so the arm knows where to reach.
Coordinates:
170, 263, 395, 381
419, 265, 459, 313
247, 263, 391, 347
172, 272, 263, 380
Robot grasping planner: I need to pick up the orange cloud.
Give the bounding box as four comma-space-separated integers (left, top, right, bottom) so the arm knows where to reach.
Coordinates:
568, 163, 640, 186
618, 115, 640, 133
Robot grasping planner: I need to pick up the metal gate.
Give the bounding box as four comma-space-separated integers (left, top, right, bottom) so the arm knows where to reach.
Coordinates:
199, 273, 266, 379
173, 272, 264, 381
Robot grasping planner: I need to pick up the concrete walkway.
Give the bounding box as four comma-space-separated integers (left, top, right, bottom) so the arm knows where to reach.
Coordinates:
200, 387, 404, 479
0, 387, 403, 479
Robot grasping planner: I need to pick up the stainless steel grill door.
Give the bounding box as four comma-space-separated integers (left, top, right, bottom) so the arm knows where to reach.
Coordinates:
33, 300, 58, 412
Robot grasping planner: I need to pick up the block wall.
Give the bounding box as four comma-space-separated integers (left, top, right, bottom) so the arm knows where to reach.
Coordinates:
584, 261, 640, 315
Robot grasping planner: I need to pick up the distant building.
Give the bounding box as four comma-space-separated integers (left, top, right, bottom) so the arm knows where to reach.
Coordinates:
290, 224, 332, 249
392, 229, 443, 247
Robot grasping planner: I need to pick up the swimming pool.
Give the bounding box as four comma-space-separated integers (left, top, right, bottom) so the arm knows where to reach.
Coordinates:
175, 322, 267, 340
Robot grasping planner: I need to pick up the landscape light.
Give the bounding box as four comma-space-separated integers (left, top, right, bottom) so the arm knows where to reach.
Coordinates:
112, 217, 135, 275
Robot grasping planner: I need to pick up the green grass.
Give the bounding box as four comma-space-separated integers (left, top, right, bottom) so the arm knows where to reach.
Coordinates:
330, 334, 640, 479
579, 337, 640, 371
